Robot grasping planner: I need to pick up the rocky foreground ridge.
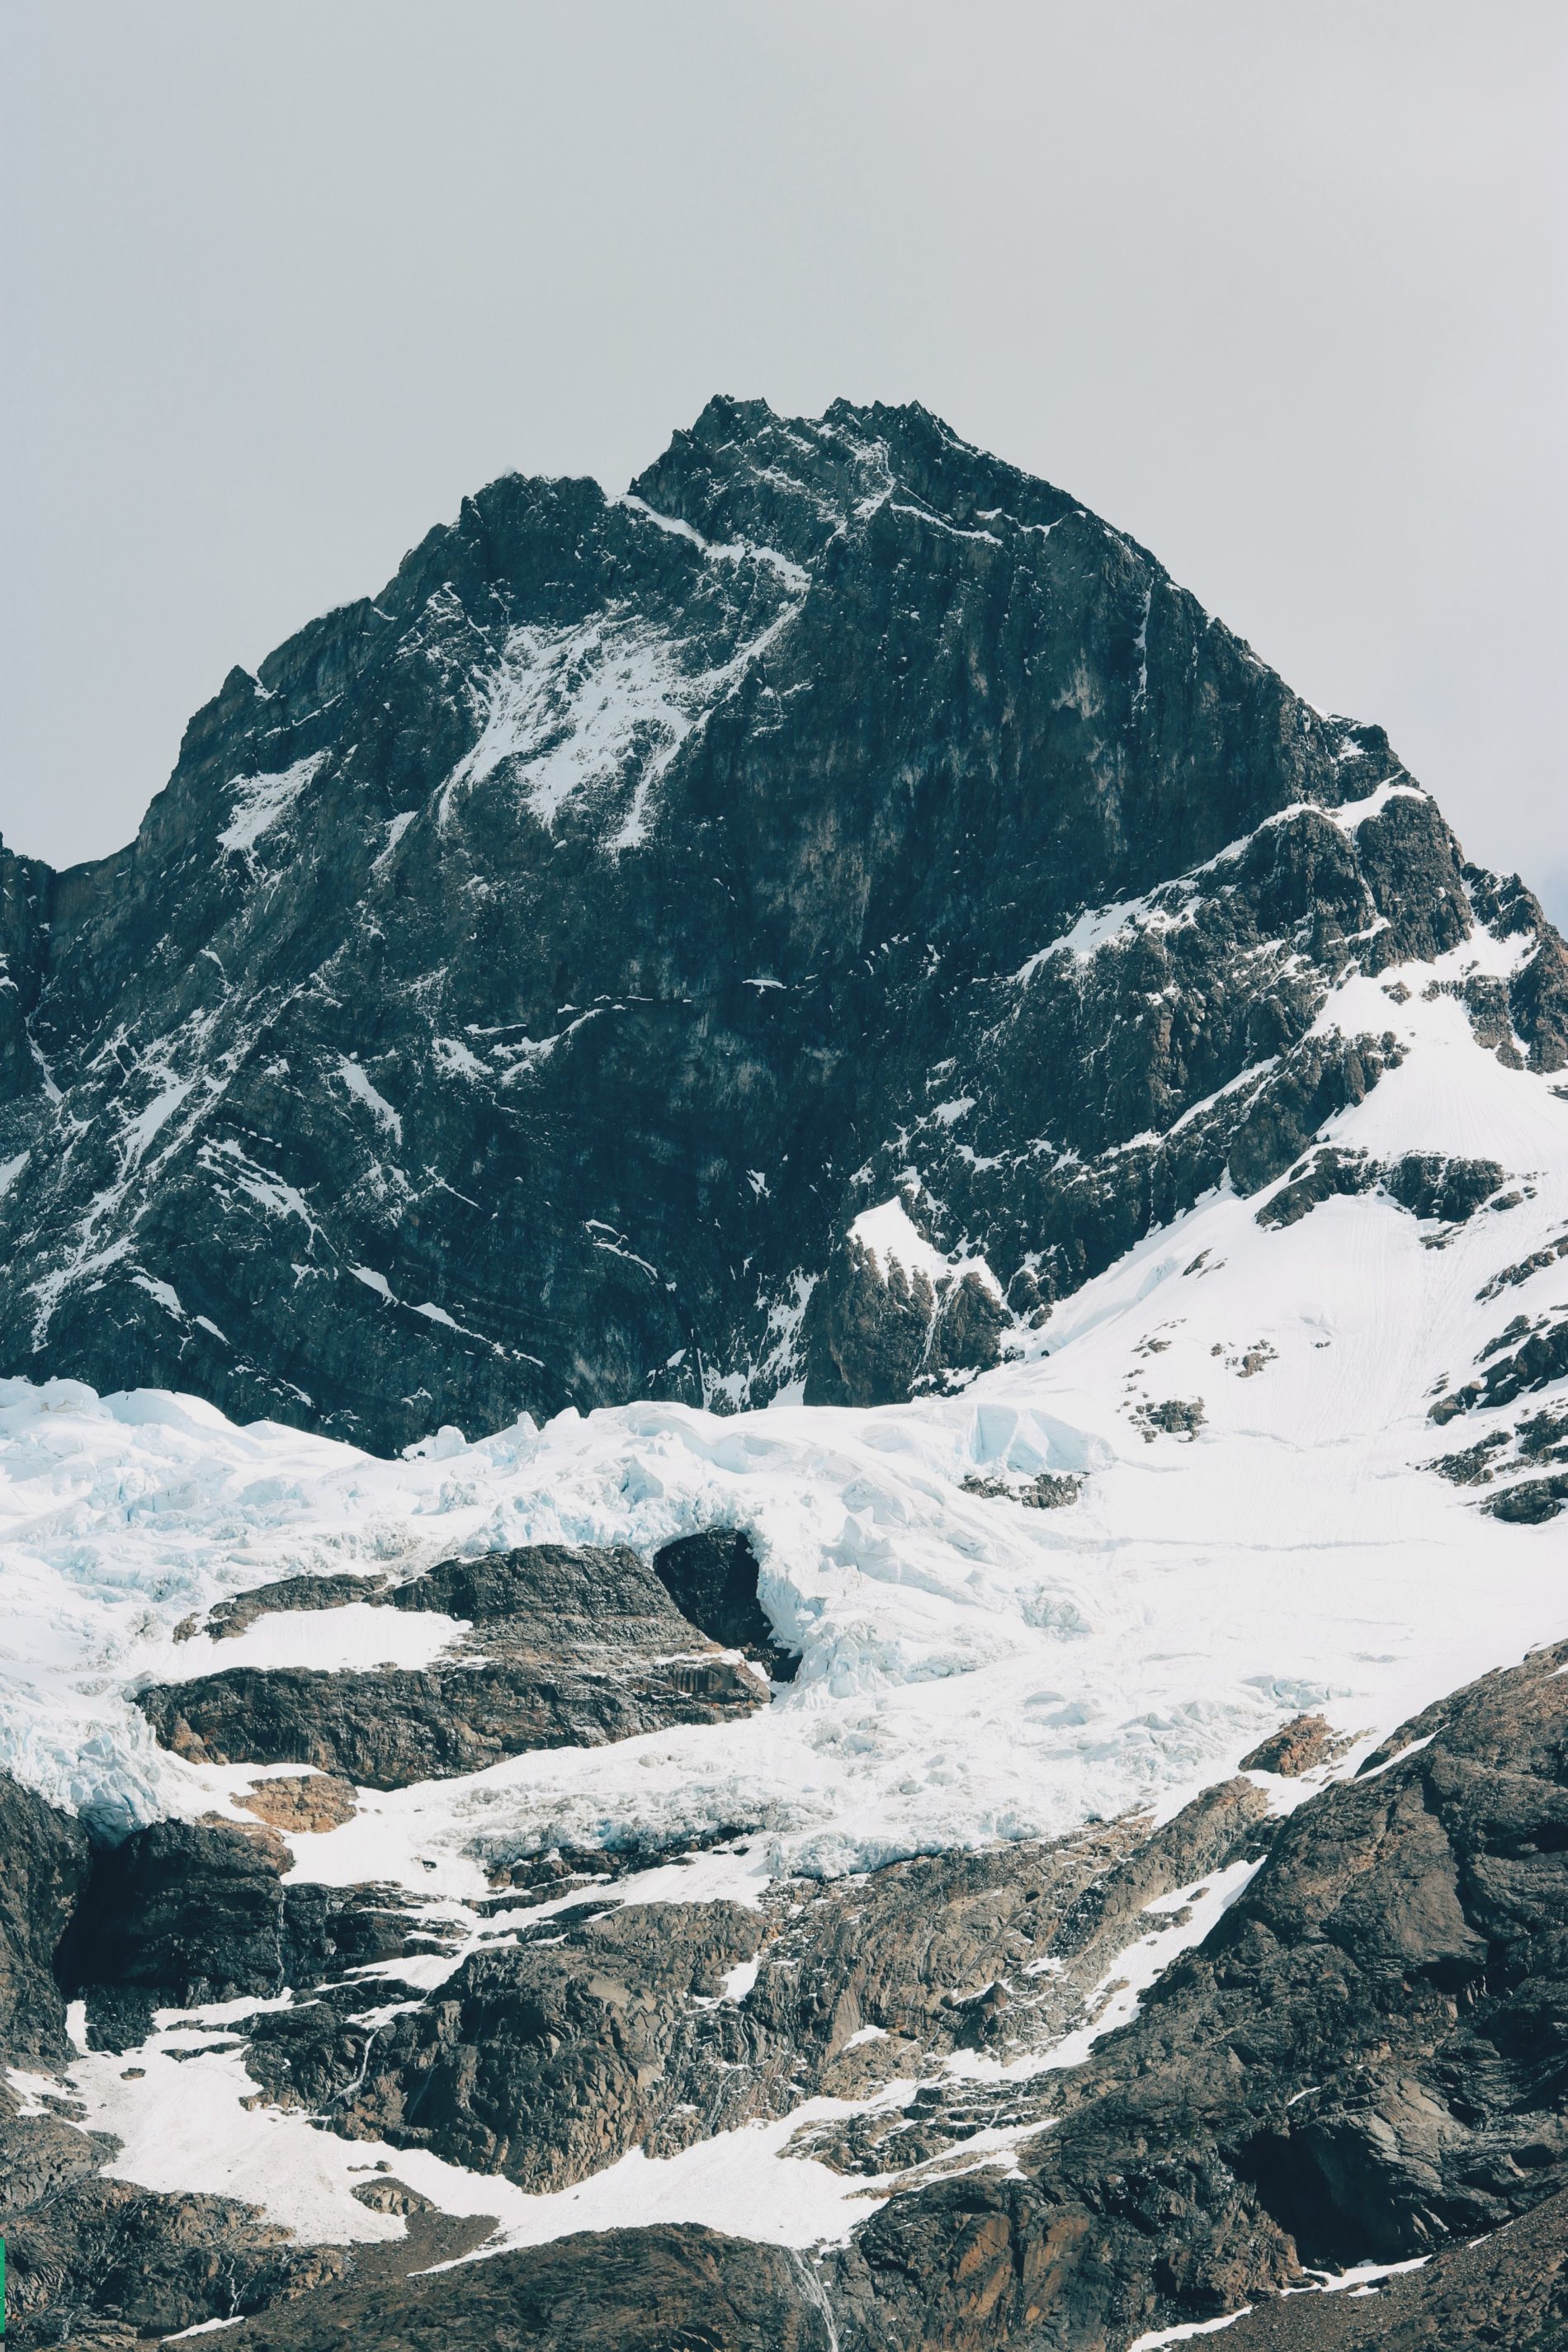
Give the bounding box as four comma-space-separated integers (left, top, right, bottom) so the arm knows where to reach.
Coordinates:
2, 1580, 1565, 2349
1, 397, 1564, 1448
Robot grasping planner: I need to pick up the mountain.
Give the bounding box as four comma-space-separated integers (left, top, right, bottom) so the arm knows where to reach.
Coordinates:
3, 395, 1562, 1450
1, 402, 1566, 2352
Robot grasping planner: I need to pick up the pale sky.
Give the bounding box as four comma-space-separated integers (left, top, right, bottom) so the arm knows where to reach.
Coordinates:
3, 2, 1565, 916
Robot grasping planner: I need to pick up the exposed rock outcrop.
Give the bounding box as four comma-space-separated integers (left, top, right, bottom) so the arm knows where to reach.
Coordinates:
136, 1542, 768, 1786
1430, 1313, 1568, 1425
55, 1816, 444, 2043
1239, 1714, 1353, 1777
209, 2224, 834, 2352
651, 1527, 800, 1679
5, 1641, 1564, 2348
0, 1769, 91, 2064
826, 1636, 1568, 2347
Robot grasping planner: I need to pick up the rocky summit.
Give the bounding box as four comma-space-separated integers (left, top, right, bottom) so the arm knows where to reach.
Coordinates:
1, 401, 1566, 2351
2, 395, 1562, 1448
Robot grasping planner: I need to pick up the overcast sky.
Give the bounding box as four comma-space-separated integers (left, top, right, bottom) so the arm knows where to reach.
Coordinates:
3, 3, 1565, 915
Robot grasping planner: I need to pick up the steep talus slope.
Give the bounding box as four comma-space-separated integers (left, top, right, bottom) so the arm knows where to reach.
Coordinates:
2, 396, 1561, 1447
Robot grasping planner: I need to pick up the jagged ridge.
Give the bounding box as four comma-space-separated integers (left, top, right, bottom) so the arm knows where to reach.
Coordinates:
3, 397, 1562, 1448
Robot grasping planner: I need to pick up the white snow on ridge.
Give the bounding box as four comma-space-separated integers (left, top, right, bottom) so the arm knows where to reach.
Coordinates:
1008, 780, 1430, 986
437, 575, 804, 848
616, 492, 811, 592
1326, 776, 1425, 832
850, 1195, 1003, 1297
217, 753, 328, 855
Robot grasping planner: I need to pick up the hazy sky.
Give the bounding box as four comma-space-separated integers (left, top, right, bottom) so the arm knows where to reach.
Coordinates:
3, 3, 1565, 915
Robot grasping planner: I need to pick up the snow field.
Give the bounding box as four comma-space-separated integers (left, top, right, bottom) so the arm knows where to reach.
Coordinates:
1, 928, 1566, 2263
1, 937, 1565, 1877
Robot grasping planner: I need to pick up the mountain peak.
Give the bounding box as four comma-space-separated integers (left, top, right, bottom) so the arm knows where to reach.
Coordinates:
631, 390, 1078, 564
0, 403, 1562, 1447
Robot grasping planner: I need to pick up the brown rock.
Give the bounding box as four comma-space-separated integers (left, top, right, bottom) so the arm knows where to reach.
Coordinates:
1240, 1713, 1355, 1778
235, 1773, 358, 1834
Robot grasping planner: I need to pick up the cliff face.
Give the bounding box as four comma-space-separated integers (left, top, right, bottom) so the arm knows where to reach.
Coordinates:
4, 396, 1561, 1448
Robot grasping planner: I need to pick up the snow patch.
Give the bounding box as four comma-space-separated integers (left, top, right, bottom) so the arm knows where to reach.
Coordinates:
335, 1057, 403, 1143
217, 753, 328, 855
438, 582, 804, 851
1126, 2311, 1254, 2350
1328, 777, 1427, 832
850, 1197, 1002, 1299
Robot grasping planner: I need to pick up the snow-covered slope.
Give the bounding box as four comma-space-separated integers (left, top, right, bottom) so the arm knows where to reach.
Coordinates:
4, 925, 1563, 1863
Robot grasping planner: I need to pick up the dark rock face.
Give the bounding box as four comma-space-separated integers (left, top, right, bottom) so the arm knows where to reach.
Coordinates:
826, 1636, 1568, 2349
1430, 1313, 1568, 1424
137, 1648, 763, 1789
1254, 1145, 1377, 1230
1216, 2184, 1568, 2349
55, 1816, 444, 2037
136, 1542, 768, 1786
57, 1815, 292, 2010
1255, 1146, 1509, 1235
1486, 1470, 1568, 1523
249, 1898, 770, 2190
0, 1769, 91, 2063
652, 1527, 800, 1677
808, 1241, 1012, 1407
1383, 1150, 1508, 1224
2, 397, 1562, 1445
220, 2225, 834, 2352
